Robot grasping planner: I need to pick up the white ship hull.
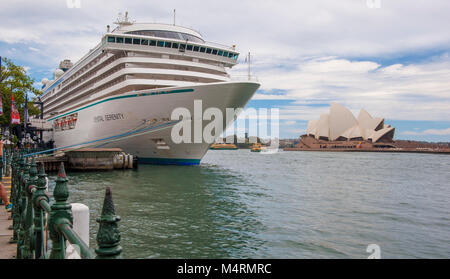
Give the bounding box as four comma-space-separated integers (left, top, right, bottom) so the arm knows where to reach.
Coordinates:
46, 81, 259, 165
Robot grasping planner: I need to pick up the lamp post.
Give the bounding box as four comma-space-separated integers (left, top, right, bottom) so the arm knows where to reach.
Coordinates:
32, 97, 44, 143
25, 133, 30, 151
32, 135, 37, 149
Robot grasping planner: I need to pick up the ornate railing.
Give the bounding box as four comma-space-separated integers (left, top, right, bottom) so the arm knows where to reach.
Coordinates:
6, 150, 122, 259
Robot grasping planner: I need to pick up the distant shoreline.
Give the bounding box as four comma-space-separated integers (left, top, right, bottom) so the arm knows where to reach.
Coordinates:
283, 148, 450, 155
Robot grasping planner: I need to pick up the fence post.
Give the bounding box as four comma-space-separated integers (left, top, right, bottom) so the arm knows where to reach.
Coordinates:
21, 158, 37, 258
9, 152, 19, 243
5, 149, 10, 177
16, 157, 28, 258
33, 163, 48, 259
49, 163, 73, 259
95, 187, 122, 259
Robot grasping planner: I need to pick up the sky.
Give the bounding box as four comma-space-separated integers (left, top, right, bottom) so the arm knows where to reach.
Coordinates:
0, 0, 449, 141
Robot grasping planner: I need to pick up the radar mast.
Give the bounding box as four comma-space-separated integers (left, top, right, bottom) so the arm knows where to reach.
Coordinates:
114, 11, 134, 27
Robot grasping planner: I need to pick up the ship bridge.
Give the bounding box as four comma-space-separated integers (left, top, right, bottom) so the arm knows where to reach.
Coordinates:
41, 16, 242, 119
113, 23, 205, 43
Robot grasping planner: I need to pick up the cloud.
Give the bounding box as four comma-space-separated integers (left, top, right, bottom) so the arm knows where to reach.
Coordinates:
1, 0, 450, 63
252, 94, 295, 100
402, 128, 450, 136
288, 128, 306, 135
1, 0, 449, 139
231, 55, 450, 122
284, 120, 296, 126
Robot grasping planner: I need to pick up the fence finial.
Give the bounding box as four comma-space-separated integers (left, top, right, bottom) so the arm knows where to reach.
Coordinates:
49, 162, 72, 259
95, 187, 122, 259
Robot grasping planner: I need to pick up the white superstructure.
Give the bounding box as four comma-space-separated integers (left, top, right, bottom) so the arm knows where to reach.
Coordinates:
41, 14, 260, 165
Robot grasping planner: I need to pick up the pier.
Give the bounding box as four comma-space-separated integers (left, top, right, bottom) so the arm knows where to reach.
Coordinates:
32, 148, 137, 171
0, 149, 123, 259
0, 175, 15, 259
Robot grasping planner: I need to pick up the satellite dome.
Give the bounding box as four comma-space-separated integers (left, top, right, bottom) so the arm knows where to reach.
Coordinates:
41, 78, 49, 85
54, 69, 64, 79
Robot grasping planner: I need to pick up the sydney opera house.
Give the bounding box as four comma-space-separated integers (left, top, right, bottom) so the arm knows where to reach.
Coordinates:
296, 103, 395, 149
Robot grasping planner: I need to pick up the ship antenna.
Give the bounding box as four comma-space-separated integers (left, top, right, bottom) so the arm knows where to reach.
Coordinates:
247, 52, 251, 81
114, 11, 133, 27
173, 9, 176, 25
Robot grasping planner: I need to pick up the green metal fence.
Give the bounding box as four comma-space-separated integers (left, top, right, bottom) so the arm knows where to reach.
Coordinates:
6, 149, 122, 259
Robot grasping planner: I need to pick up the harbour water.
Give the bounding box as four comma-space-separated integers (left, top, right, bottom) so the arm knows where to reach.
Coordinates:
47, 150, 450, 259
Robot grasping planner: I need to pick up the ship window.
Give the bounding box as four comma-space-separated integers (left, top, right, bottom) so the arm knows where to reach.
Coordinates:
212, 49, 218, 55
193, 46, 200, 52
116, 37, 124, 43
133, 38, 140, 44
125, 38, 132, 44
141, 39, 149, 45
223, 51, 228, 57
172, 42, 179, 49
179, 44, 186, 51
164, 41, 172, 48
218, 50, 223, 56
107, 36, 115, 43
126, 30, 205, 43
150, 40, 156, 46
206, 48, 212, 54
157, 41, 164, 47
228, 52, 233, 58
200, 47, 206, 53
187, 45, 193, 51
233, 53, 239, 60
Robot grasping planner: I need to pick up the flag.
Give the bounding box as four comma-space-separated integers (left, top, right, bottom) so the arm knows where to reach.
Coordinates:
0, 57, 2, 116
11, 91, 20, 125
24, 93, 28, 129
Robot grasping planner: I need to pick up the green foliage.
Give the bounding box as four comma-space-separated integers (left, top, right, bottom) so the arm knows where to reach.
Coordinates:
0, 57, 42, 126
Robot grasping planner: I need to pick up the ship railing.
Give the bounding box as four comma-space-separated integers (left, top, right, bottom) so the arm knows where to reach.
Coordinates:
6, 149, 122, 259
204, 41, 236, 51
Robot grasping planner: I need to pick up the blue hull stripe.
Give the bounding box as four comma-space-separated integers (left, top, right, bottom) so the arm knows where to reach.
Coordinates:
139, 157, 201, 165
48, 88, 194, 121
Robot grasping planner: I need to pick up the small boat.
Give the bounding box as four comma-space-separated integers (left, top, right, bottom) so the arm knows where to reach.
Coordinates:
209, 143, 238, 150
250, 143, 265, 152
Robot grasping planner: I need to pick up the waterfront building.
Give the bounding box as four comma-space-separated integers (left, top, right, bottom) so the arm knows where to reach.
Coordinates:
289, 103, 397, 150
306, 103, 395, 143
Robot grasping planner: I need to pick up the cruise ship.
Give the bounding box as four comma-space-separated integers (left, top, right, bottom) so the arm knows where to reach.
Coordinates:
40, 13, 260, 165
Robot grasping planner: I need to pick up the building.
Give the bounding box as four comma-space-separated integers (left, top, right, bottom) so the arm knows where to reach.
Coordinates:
295, 103, 395, 150
306, 103, 395, 142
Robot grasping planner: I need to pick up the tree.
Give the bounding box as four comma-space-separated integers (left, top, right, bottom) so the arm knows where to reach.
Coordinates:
0, 57, 42, 127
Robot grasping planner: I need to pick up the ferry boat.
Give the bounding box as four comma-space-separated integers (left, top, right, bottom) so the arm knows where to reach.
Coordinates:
250, 143, 263, 152
40, 13, 260, 165
209, 143, 238, 150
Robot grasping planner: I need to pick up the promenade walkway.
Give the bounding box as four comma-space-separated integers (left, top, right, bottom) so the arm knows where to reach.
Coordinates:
0, 175, 15, 259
